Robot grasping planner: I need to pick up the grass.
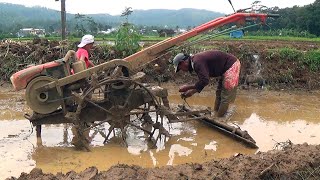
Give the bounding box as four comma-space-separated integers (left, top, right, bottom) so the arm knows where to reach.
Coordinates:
305, 50, 320, 71
224, 35, 320, 42
10, 35, 320, 42
266, 47, 320, 72
196, 35, 320, 42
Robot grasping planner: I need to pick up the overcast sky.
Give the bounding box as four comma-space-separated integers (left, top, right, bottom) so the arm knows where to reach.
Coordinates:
0, 0, 315, 15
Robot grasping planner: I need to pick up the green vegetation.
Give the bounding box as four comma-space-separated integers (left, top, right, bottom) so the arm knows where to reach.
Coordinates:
10, 36, 166, 42
248, 29, 317, 38
213, 35, 320, 42
266, 47, 320, 72
278, 48, 303, 62
72, 14, 99, 37
241, 36, 320, 42
271, 0, 320, 37
114, 7, 141, 58
305, 50, 320, 71
0, 3, 222, 37
1, 0, 320, 39
11, 35, 320, 43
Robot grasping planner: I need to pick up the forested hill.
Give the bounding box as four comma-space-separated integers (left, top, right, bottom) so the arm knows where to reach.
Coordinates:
1, 1, 320, 36
115, 8, 224, 27
0, 3, 223, 33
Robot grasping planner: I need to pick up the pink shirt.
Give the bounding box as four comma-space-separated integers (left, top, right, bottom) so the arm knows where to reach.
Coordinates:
76, 48, 90, 68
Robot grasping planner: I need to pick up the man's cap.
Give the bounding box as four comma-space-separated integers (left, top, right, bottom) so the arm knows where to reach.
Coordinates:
78, 34, 94, 48
172, 53, 188, 73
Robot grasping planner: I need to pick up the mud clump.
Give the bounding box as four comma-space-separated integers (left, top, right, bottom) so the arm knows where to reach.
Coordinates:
7, 144, 320, 180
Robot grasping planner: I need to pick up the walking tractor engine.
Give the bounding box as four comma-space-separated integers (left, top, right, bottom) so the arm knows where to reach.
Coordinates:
10, 3, 278, 150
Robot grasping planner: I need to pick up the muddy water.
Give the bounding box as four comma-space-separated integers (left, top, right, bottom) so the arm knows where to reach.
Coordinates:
0, 87, 319, 179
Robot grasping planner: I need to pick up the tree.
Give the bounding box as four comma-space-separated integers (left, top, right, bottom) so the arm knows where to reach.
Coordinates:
115, 7, 141, 58
48, 25, 55, 34
304, 0, 320, 36
121, 7, 133, 24
74, 13, 86, 36
87, 17, 98, 34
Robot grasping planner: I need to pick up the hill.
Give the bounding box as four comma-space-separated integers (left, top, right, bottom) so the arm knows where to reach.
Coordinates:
0, 3, 224, 33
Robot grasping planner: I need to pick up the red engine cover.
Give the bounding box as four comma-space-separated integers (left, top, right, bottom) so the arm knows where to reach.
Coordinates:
10, 61, 60, 91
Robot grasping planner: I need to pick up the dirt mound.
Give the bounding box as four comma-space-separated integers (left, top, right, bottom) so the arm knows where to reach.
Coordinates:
7, 143, 320, 180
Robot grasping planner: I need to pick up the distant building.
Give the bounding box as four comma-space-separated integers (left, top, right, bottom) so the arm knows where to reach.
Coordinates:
17, 28, 46, 37
97, 28, 117, 35
176, 28, 187, 34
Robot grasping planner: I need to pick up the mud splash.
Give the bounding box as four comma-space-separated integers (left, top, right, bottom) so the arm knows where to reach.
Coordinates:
0, 86, 319, 179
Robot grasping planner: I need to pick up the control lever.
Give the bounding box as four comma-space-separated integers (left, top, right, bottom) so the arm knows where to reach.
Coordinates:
228, 0, 236, 13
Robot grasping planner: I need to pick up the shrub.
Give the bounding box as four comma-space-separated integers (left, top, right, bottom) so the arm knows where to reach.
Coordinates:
114, 23, 141, 58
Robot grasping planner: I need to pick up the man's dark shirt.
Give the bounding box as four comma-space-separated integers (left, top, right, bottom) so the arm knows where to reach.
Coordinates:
192, 50, 237, 92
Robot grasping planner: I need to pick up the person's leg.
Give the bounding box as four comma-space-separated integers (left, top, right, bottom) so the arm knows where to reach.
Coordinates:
229, 87, 237, 103
217, 83, 230, 117
217, 60, 240, 117
214, 78, 223, 112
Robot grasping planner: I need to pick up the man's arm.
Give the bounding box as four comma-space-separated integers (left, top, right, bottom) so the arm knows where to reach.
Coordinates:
179, 84, 196, 92
179, 62, 209, 98
181, 88, 198, 98
194, 62, 210, 92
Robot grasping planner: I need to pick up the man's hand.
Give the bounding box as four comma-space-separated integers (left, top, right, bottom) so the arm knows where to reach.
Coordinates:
179, 84, 194, 92
181, 89, 197, 99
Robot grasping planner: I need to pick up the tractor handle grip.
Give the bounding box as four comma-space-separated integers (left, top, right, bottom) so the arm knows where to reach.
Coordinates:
267, 14, 280, 18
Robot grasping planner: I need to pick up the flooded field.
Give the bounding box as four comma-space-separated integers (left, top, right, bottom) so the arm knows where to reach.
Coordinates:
0, 85, 319, 179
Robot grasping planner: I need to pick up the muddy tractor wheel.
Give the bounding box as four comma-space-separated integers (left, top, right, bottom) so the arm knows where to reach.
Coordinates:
70, 69, 169, 149
25, 76, 61, 114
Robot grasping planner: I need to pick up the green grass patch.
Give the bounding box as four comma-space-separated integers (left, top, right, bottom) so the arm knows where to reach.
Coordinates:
278, 48, 303, 61
266, 47, 320, 71
305, 50, 320, 71
204, 35, 320, 42
242, 36, 320, 42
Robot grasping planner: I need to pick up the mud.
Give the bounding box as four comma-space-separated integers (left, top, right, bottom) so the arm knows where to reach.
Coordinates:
1, 39, 320, 179
1, 84, 320, 179
7, 144, 320, 180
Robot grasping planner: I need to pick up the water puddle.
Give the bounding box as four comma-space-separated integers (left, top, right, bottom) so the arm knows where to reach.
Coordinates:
0, 88, 319, 178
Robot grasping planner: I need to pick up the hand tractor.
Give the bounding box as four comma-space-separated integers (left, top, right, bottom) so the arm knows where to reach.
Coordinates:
10, 4, 279, 150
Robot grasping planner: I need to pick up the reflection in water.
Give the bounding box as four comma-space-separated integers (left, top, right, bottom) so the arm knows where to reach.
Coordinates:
242, 113, 320, 151
0, 120, 36, 179
204, 140, 218, 151
0, 89, 319, 178
167, 144, 192, 165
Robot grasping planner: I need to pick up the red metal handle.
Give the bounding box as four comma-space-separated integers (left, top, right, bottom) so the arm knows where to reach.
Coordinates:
124, 12, 273, 69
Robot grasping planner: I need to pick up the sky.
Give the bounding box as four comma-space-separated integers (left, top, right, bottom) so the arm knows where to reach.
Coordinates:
0, 0, 316, 15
